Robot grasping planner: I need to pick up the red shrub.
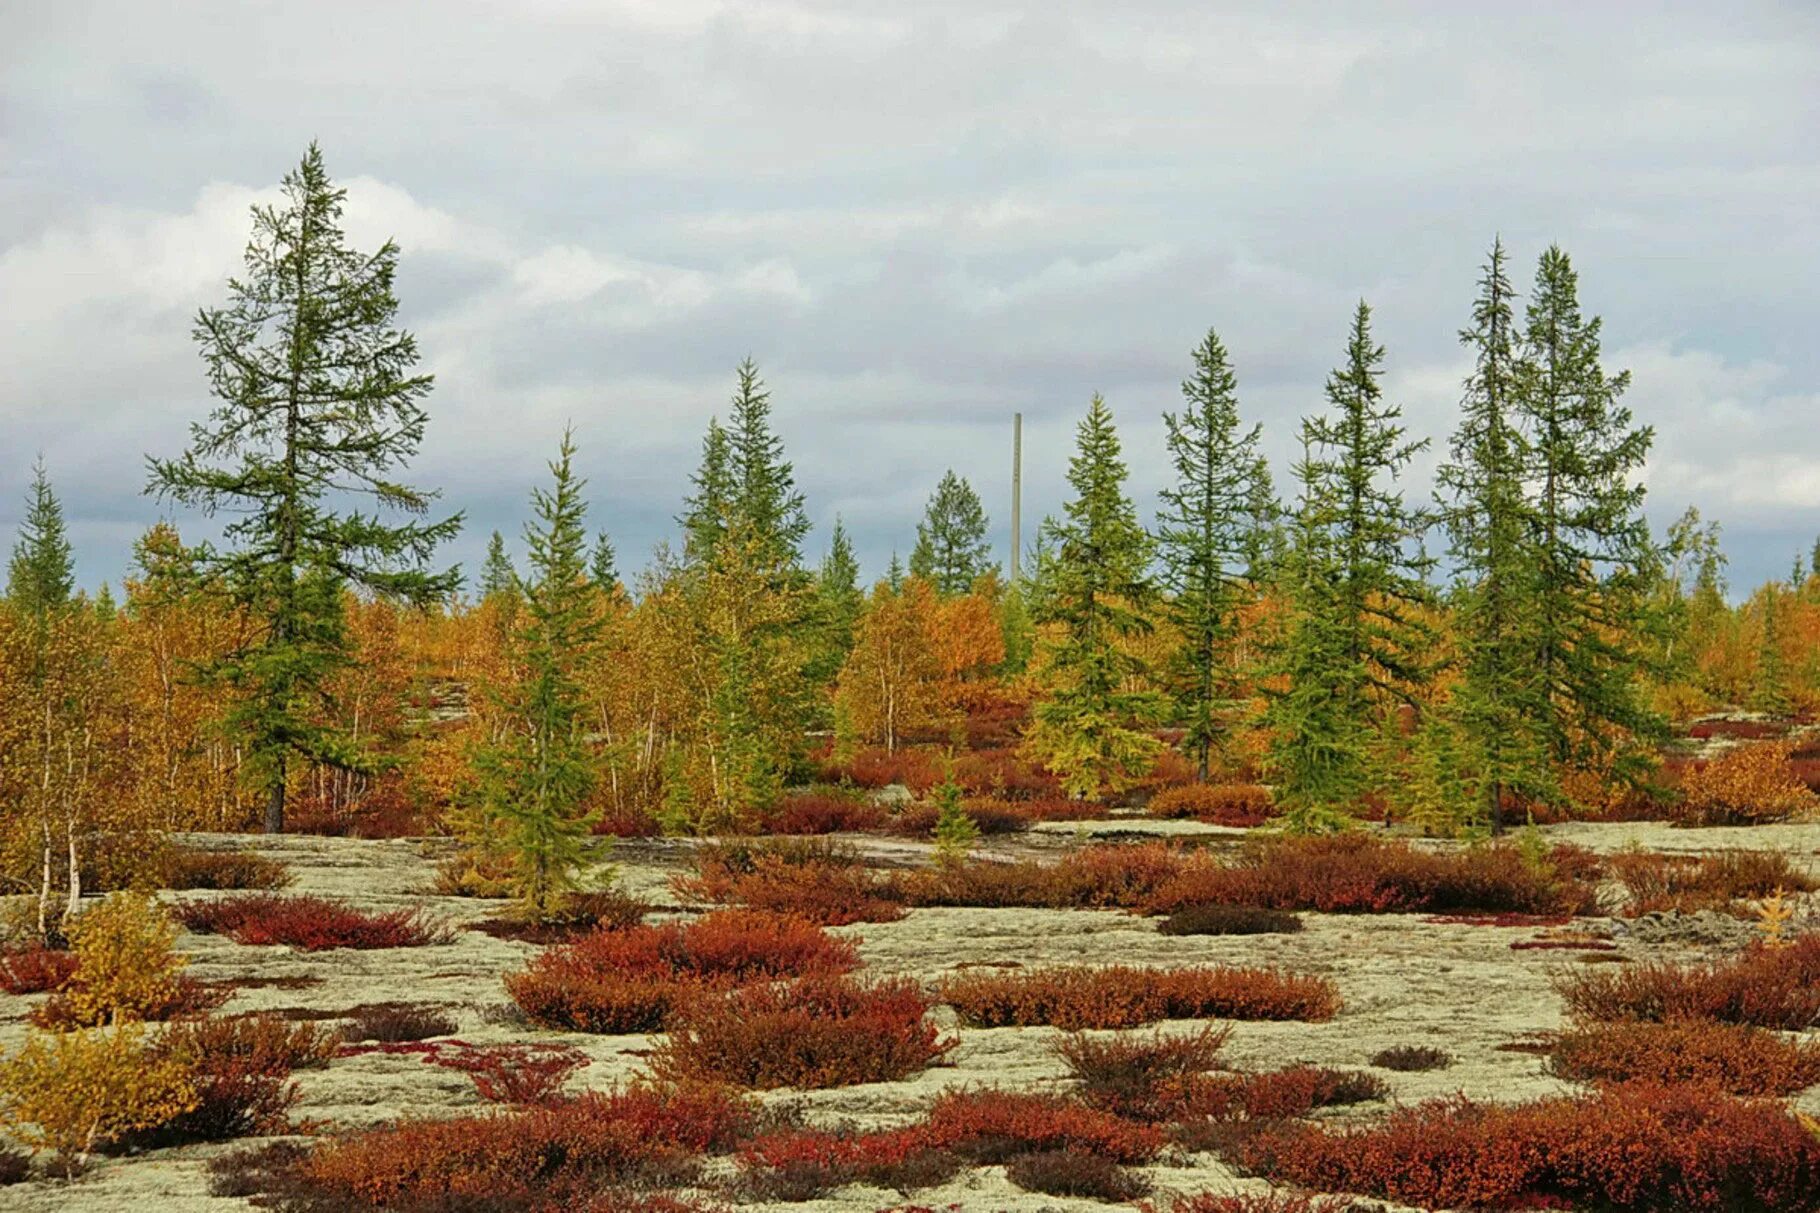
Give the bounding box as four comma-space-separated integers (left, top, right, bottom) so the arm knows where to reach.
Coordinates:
736, 1125, 952, 1200
941, 964, 1339, 1029
824, 746, 943, 793
1149, 783, 1276, 827
1057, 1025, 1233, 1120
1142, 1196, 1360, 1213
440, 1043, 589, 1104
295, 1083, 755, 1210
1547, 1021, 1820, 1095
471, 888, 648, 943
1004, 1149, 1151, 1200
1686, 719, 1791, 741
158, 848, 293, 890
1147, 833, 1596, 916
1605, 847, 1814, 915
759, 790, 886, 835
1422, 912, 1574, 927
952, 748, 1063, 800
1234, 1082, 1820, 1212
115, 1014, 337, 1149
175, 894, 453, 950
674, 839, 907, 925
924, 1089, 1165, 1164
340, 1002, 457, 1042
651, 975, 953, 1089
903, 841, 1196, 910
0, 946, 77, 995
505, 909, 860, 1032
591, 805, 661, 837
1556, 935, 1820, 1029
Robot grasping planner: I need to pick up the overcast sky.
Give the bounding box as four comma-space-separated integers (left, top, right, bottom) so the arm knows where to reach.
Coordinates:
3, 1, 1818, 597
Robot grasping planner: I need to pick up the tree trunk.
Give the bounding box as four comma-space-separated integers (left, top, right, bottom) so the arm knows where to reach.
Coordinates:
266, 752, 287, 834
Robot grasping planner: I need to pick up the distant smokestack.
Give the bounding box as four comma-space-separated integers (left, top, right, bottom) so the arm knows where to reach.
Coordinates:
1010, 412, 1022, 586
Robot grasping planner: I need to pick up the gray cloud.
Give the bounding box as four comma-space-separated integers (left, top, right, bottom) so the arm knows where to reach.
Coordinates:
2, 0, 1817, 593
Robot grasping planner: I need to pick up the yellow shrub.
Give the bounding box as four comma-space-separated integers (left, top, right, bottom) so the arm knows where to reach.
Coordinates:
60, 892, 188, 1026
0, 1024, 196, 1168
1677, 740, 1820, 826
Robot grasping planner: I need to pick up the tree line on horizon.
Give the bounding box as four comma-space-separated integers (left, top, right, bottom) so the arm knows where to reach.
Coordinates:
2, 144, 1814, 921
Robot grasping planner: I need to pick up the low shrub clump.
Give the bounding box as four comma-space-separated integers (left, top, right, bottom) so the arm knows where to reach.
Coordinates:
902, 842, 1197, 910
1605, 847, 1815, 915
1159, 905, 1304, 936
34, 892, 224, 1027
158, 847, 293, 890
0, 1022, 198, 1172
175, 894, 454, 950
1142, 1196, 1363, 1213
1547, 1021, 1820, 1095
117, 1014, 337, 1148
1371, 1044, 1452, 1072
674, 839, 907, 925
505, 909, 860, 1032
333, 1039, 590, 1104
1556, 935, 1820, 1029
0, 945, 77, 995
220, 1081, 756, 1211
1233, 1081, 1820, 1211
1674, 739, 1820, 825
340, 1002, 458, 1043
1057, 1025, 1233, 1120
1004, 1149, 1151, 1200
759, 789, 886, 835
1146, 834, 1596, 917
471, 888, 648, 943
941, 964, 1339, 1029
1148, 783, 1276, 827
651, 976, 952, 1089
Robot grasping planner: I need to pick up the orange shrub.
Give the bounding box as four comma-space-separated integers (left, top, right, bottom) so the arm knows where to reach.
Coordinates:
1556, 935, 1820, 1030
758, 790, 886, 835
1146, 833, 1596, 916
903, 841, 1197, 910
673, 839, 907, 925
1547, 1021, 1820, 1095
1148, 783, 1276, 827
505, 909, 859, 1033
1675, 740, 1820, 825
940, 964, 1339, 1029
923, 1089, 1166, 1164
1605, 847, 1814, 915
823, 746, 942, 793
651, 976, 952, 1089
1234, 1082, 1820, 1212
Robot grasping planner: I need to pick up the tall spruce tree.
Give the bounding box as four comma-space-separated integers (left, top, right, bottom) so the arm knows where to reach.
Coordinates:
679, 418, 734, 565
1518, 246, 1662, 783
1266, 303, 1433, 826
1437, 240, 1548, 832
910, 470, 995, 594
810, 517, 864, 682
1024, 394, 1165, 799
479, 530, 517, 598
147, 144, 461, 834
726, 359, 809, 571
7, 458, 75, 618
1239, 455, 1286, 584
1156, 328, 1266, 780
472, 428, 606, 916
590, 531, 620, 592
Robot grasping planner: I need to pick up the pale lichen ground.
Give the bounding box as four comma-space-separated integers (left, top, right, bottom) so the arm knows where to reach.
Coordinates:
3, 820, 1818, 1212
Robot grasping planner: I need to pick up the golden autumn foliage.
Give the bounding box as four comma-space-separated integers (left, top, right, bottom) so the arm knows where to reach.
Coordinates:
1677, 739, 1820, 826
51, 893, 191, 1027
0, 1023, 197, 1168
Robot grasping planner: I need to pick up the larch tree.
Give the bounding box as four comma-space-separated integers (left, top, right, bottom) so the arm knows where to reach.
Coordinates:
479, 530, 517, 598
910, 470, 996, 595
679, 418, 734, 567
1518, 245, 1662, 786
471, 428, 607, 917
809, 516, 864, 684
1267, 303, 1433, 827
834, 578, 945, 753
1436, 239, 1548, 832
1024, 394, 1165, 799
146, 143, 461, 835
7, 458, 75, 618
1155, 327, 1266, 780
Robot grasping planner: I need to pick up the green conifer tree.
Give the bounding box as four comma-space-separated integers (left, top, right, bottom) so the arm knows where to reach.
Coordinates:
1518, 246, 1663, 785
930, 772, 978, 865
472, 428, 607, 917
7, 458, 75, 618
479, 530, 517, 599
1155, 328, 1266, 780
590, 530, 621, 596
910, 470, 995, 594
146, 143, 462, 834
679, 418, 734, 566
1266, 303, 1433, 827
809, 517, 864, 683
1437, 240, 1548, 832
726, 359, 809, 571
1024, 394, 1165, 799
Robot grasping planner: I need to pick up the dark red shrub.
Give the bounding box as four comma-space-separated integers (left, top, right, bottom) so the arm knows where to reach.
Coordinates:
0, 1148, 28, 1186
1057, 1025, 1233, 1120
1605, 848, 1815, 915
115, 1014, 337, 1149
952, 748, 1063, 800
1142, 1196, 1361, 1213
1147, 833, 1597, 916
1547, 1021, 1820, 1095
1160, 906, 1303, 936
1556, 935, 1820, 1029
158, 848, 293, 890
941, 964, 1339, 1029
175, 894, 453, 950
505, 909, 860, 1032
471, 888, 648, 943
1005, 1149, 1150, 1200
651, 975, 952, 1089
438, 1042, 590, 1104
903, 841, 1196, 910
674, 838, 907, 925
924, 1089, 1165, 1164
1371, 1044, 1452, 1072
341, 1002, 458, 1043
760, 790, 886, 835
0, 945, 77, 995
823, 746, 943, 793
1233, 1082, 1820, 1212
